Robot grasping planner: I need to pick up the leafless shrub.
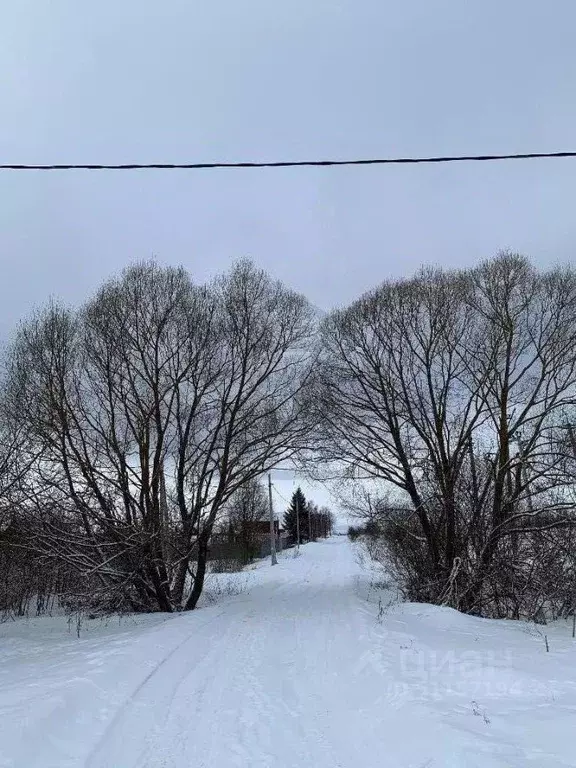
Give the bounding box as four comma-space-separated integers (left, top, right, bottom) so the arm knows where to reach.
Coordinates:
201, 571, 250, 605
210, 557, 244, 574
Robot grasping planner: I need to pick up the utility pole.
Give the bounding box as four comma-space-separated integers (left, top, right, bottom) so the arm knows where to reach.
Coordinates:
268, 473, 278, 566
296, 491, 301, 551
308, 500, 312, 542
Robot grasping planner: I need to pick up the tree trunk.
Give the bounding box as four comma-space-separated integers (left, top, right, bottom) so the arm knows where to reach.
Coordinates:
184, 533, 209, 610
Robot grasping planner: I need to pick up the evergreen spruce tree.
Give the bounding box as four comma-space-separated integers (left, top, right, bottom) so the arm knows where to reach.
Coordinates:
284, 487, 309, 544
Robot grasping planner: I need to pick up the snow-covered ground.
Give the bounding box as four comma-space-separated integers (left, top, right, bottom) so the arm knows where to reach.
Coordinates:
1, 538, 575, 767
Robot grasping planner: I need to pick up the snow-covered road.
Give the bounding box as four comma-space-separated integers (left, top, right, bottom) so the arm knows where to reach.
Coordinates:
2, 538, 576, 767
88, 539, 390, 768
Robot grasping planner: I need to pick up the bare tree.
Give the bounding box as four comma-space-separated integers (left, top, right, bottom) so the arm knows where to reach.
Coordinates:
317, 506, 334, 537
6, 260, 315, 612
0, 382, 71, 617
457, 254, 576, 614
315, 266, 486, 593
314, 253, 576, 618
225, 478, 268, 562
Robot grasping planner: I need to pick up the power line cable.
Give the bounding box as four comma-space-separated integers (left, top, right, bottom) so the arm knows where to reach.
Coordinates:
271, 483, 291, 506
2, 150, 576, 172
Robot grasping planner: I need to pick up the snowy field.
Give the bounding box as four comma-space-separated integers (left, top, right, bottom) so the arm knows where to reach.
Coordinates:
1, 538, 575, 767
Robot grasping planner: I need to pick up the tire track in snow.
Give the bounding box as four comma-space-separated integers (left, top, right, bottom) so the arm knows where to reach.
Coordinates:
85, 608, 228, 768
87, 543, 392, 768
86, 572, 296, 768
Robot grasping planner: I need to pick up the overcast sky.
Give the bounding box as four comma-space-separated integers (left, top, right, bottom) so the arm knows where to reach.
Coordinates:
2, 1, 575, 517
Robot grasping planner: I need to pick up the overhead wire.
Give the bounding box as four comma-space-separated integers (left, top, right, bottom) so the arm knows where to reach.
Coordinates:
1, 150, 576, 172
271, 483, 291, 506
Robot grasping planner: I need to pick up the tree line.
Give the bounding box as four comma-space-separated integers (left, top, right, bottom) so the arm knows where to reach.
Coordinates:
283, 487, 333, 544
2, 251, 576, 620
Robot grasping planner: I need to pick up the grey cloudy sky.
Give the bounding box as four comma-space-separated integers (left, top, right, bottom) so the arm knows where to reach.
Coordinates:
1, 1, 575, 515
